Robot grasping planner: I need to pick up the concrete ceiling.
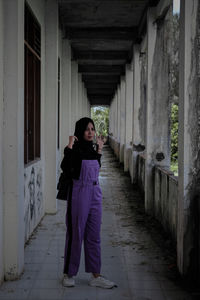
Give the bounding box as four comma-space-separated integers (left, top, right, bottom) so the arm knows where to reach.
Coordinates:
58, 0, 159, 106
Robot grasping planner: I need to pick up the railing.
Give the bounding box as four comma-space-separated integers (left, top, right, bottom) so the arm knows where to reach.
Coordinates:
154, 166, 178, 242
108, 137, 178, 243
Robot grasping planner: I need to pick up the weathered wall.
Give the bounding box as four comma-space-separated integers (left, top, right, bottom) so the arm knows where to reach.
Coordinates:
154, 166, 178, 242
0, 0, 3, 284
178, 0, 200, 282
186, 1, 200, 281
150, 8, 172, 167
24, 0, 46, 242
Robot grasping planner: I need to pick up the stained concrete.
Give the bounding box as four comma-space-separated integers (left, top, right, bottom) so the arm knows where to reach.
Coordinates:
0, 146, 197, 299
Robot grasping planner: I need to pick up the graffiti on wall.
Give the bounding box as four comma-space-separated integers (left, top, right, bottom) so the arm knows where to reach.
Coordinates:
24, 164, 44, 242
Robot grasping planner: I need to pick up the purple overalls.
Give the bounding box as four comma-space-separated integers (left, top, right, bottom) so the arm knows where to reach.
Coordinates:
63, 159, 102, 276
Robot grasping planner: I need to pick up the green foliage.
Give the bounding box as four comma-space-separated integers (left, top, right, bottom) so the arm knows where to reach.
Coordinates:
170, 14, 179, 176
91, 106, 109, 137
170, 103, 178, 163
171, 161, 178, 177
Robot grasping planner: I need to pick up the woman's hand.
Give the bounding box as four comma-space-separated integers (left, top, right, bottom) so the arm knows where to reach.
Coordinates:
96, 133, 105, 154
67, 136, 78, 149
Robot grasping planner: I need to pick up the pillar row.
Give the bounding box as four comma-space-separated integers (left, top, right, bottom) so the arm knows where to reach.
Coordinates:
131, 44, 143, 183
3, 0, 25, 279
124, 63, 133, 172
145, 7, 171, 214
61, 39, 71, 150
0, 0, 3, 283
177, 0, 200, 281
71, 61, 78, 130
44, 0, 59, 214
119, 76, 126, 163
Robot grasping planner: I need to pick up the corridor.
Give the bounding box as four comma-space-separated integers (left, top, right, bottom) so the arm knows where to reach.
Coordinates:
0, 146, 195, 300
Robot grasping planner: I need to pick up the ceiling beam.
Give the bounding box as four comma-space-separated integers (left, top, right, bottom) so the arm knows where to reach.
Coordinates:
87, 89, 115, 95
65, 27, 138, 40
82, 75, 120, 83
73, 50, 129, 60
84, 83, 117, 89
88, 94, 112, 100
79, 65, 125, 75
90, 99, 111, 106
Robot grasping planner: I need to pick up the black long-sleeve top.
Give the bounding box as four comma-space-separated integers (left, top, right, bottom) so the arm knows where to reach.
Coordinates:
60, 143, 102, 181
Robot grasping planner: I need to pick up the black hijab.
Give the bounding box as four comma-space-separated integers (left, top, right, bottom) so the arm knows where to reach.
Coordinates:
73, 117, 100, 160
61, 117, 101, 181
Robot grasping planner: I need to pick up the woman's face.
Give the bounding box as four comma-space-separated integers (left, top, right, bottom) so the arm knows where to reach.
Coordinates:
83, 122, 95, 141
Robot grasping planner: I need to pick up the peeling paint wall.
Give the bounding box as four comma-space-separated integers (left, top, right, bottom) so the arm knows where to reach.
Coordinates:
150, 8, 172, 165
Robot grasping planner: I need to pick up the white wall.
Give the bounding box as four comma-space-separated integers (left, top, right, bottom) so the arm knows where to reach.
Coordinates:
0, 0, 4, 284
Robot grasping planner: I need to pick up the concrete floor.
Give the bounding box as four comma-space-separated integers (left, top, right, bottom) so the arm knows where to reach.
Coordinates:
0, 145, 197, 300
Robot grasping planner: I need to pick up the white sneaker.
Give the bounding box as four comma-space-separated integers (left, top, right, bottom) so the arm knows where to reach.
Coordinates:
62, 274, 75, 287
89, 275, 116, 289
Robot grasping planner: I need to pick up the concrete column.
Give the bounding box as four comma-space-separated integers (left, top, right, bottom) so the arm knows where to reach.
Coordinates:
109, 98, 115, 148
85, 90, 88, 116
61, 39, 71, 151
124, 64, 133, 172
81, 84, 84, 117
177, 0, 200, 280
114, 93, 118, 140
131, 45, 143, 182
119, 77, 126, 163
112, 97, 115, 136
78, 74, 82, 118
109, 98, 114, 136
113, 93, 118, 154
112, 95, 116, 138
82, 82, 84, 117
132, 45, 142, 146
145, 7, 171, 214
71, 61, 78, 130
82, 87, 85, 117
88, 99, 91, 117
0, 0, 3, 283
84, 88, 87, 116
44, 0, 58, 214
117, 85, 121, 143
85, 94, 88, 117
3, 0, 24, 279
144, 8, 158, 213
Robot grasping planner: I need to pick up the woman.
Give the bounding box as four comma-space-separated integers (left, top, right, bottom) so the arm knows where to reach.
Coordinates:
61, 117, 116, 289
